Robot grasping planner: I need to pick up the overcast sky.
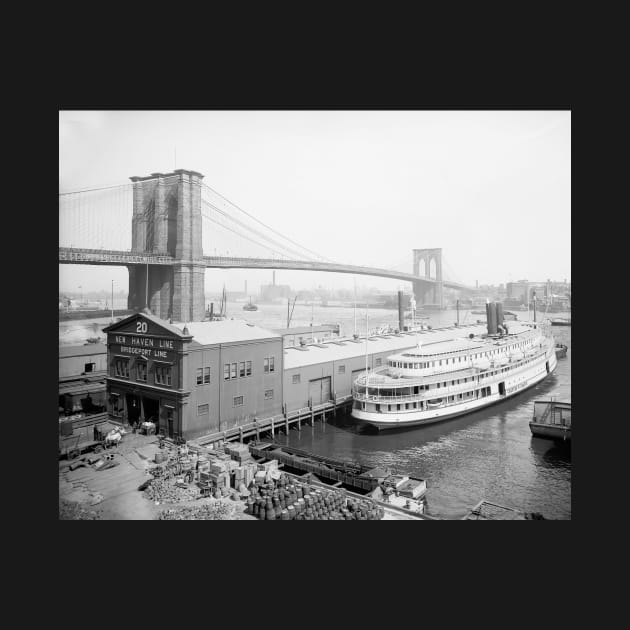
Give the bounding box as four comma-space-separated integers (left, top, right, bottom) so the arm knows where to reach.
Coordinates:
59, 110, 570, 294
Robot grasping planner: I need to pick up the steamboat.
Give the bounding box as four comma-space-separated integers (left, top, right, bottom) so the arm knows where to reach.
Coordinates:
352, 302, 558, 430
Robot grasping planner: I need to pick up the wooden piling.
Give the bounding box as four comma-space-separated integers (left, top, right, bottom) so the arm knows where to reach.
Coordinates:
271, 417, 275, 437
297, 416, 301, 432
255, 422, 260, 441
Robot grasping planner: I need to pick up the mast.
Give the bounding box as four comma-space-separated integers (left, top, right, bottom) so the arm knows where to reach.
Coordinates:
365, 300, 369, 389
353, 277, 357, 336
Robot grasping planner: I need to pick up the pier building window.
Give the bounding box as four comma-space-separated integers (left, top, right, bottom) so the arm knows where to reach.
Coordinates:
264, 358, 269, 372
114, 358, 129, 379
233, 396, 244, 407
264, 389, 274, 400
292, 374, 301, 384
246, 361, 252, 376
263, 356, 276, 373
84, 362, 95, 373
338, 365, 346, 374
240, 362, 246, 378
197, 404, 209, 416
231, 363, 237, 379
155, 365, 172, 386
137, 362, 147, 382
224, 364, 230, 380
197, 367, 210, 385
110, 393, 122, 417
375, 358, 382, 366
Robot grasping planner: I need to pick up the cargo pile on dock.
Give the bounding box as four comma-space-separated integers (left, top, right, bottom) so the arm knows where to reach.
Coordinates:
144, 477, 201, 503
245, 470, 385, 520
145, 440, 391, 519
158, 501, 235, 520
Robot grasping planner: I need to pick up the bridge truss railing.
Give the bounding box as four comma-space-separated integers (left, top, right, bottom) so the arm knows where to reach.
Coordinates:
58, 247, 175, 265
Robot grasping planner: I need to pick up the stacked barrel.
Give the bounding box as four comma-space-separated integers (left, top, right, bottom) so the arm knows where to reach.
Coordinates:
245, 473, 385, 520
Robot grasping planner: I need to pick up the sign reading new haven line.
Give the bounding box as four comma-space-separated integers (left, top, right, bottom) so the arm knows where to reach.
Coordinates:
111, 334, 177, 360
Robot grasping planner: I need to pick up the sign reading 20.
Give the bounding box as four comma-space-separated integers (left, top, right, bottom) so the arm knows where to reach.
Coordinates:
136, 321, 148, 333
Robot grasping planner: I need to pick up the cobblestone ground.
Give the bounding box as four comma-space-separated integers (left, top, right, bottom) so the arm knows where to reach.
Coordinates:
59, 433, 256, 520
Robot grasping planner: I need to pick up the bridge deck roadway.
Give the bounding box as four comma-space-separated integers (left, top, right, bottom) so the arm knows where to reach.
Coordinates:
58, 248, 472, 290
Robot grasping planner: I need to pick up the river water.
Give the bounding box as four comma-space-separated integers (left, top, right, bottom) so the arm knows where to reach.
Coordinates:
58, 300, 571, 520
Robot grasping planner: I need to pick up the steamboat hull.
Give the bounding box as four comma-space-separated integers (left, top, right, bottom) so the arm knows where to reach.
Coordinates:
353, 353, 557, 431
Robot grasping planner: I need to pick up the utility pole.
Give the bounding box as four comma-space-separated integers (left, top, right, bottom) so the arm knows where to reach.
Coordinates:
145, 261, 149, 311
111, 279, 114, 323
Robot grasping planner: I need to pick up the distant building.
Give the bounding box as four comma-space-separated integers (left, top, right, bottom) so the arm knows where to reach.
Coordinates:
260, 283, 292, 302
506, 280, 529, 304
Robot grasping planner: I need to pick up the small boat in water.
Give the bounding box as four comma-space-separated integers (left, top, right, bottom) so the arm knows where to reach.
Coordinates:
551, 317, 571, 327
242, 297, 258, 311
463, 500, 546, 520
555, 343, 568, 359
529, 399, 571, 442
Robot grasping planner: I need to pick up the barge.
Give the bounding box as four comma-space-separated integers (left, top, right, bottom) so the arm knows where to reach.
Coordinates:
247, 441, 427, 513
529, 399, 571, 442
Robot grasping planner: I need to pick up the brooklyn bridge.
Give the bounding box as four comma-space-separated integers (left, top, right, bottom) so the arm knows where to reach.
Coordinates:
59, 169, 475, 322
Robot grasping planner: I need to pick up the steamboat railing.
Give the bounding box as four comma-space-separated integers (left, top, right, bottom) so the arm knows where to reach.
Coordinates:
353, 344, 553, 403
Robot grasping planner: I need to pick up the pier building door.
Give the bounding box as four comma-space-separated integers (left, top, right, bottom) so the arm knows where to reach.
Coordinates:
126, 394, 141, 425
142, 396, 159, 424
309, 376, 331, 406
159, 404, 175, 439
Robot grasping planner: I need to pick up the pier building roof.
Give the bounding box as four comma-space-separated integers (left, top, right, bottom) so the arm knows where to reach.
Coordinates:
283, 323, 490, 369
58, 344, 107, 358
171, 319, 281, 345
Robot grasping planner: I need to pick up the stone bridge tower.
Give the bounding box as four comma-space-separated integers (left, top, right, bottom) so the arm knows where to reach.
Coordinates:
412, 248, 444, 309
127, 169, 206, 322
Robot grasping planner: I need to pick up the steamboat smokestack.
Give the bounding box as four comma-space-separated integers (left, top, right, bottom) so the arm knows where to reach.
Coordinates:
486, 301, 498, 335
398, 291, 404, 332
496, 302, 504, 328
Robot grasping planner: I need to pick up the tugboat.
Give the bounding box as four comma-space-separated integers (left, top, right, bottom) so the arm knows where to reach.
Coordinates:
242, 297, 258, 312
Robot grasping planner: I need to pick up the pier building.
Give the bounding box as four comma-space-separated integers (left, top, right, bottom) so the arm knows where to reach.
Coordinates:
103, 312, 492, 445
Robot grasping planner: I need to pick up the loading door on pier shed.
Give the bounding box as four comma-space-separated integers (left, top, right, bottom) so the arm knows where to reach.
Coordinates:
309, 376, 331, 406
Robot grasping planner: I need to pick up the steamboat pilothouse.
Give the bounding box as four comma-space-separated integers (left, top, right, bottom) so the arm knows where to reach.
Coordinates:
352, 302, 557, 430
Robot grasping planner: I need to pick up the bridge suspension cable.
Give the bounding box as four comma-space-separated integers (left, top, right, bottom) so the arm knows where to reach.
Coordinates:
201, 199, 320, 262
59, 182, 132, 196
201, 211, 297, 260
201, 182, 335, 264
